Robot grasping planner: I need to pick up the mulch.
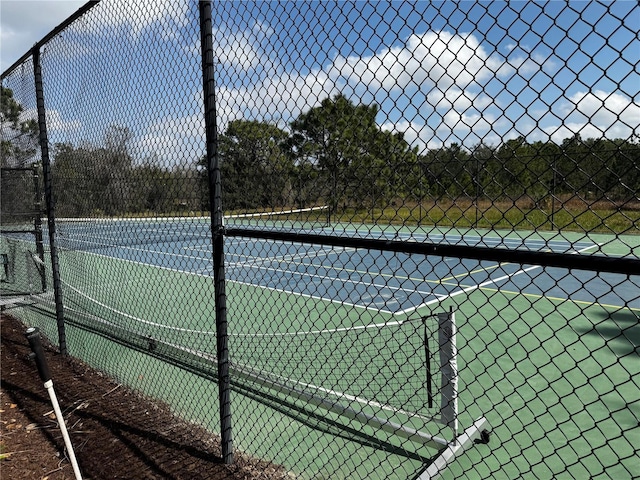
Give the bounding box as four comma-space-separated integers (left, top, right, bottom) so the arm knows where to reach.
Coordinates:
1, 313, 290, 479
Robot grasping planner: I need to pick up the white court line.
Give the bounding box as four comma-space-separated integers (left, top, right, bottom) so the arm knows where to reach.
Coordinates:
56, 247, 405, 317
226, 259, 450, 309
187, 241, 345, 269
62, 281, 217, 335
394, 265, 544, 316
229, 278, 395, 315
60, 245, 222, 281
322, 227, 593, 250
228, 260, 443, 299
232, 315, 427, 337
186, 236, 257, 252
227, 243, 343, 268
58, 234, 602, 318
419, 234, 591, 250
60, 238, 211, 263
395, 242, 602, 316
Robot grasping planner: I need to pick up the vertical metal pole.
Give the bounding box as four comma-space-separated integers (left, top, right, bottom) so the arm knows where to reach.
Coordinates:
32, 165, 47, 292
418, 160, 423, 228
551, 154, 557, 231
475, 155, 479, 229
33, 47, 67, 355
199, 1, 233, 464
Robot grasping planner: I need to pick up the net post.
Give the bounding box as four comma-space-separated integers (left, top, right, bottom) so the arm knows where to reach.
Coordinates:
438, 308, 458, 435
33, 46, 67, 355
423, 318, 433, 409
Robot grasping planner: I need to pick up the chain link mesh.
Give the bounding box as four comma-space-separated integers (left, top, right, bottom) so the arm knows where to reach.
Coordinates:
1, 1, 638, 479
1, 62, 46, 298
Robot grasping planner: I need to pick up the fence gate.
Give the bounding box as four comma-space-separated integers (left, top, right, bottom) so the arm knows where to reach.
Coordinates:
0, 166, 47, 300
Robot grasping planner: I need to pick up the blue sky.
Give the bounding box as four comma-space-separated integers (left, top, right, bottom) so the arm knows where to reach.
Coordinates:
0, 1, 87, 72
2, 0, 638, 166
208, 1, 639, 154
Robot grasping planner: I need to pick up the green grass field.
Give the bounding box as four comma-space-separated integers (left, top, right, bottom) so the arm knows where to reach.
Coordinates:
290, 196, 640, 236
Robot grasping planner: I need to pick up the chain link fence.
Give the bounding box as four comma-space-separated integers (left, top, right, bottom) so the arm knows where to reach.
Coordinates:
2, 1, 638, 479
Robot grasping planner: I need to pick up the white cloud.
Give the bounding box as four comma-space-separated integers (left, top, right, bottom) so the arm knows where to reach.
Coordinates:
214, 30, 514, 136
382, 120, 442, 151
187, 26, 637, 155
13, 107, 81, 134
45, 109, 81, 132
1, 0, 87, 72
135, 114, 205, 165
1, 0, 192, 73
328, 31, 508, 94
216, 68, 340, 132
426, 88, 492, 112
545, 90, 640, 142
497, 54, 545, 78
442, 110, 494, 134
213, 29, 553, 150
90, 0, 191, 38
213, 28, 263, 71
320, 30, 542, 149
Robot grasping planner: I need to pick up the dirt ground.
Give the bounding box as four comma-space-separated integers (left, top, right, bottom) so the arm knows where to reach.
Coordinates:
1, 313, 289, 479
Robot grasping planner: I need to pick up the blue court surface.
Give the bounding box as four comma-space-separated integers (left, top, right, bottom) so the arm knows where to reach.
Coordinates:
54, 218, 640, 317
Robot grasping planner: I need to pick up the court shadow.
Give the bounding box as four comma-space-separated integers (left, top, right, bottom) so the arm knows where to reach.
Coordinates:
579, 309, 640, 356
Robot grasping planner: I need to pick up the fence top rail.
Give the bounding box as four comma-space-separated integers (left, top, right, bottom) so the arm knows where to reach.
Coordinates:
0, 0, 99, 80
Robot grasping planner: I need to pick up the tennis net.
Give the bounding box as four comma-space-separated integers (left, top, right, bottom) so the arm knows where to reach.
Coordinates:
230, 310, 459, 439
52, 206, 329, 252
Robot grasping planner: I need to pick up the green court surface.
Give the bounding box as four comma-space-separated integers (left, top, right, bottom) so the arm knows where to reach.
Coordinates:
6, 227, 639, 479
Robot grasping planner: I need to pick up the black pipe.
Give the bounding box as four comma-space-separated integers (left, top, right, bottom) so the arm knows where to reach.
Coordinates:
25, 327, 51, 383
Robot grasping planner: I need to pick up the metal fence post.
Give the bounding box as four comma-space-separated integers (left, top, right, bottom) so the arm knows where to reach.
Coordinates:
32, 46, 67, 355
199, 0, 233, 464
32, 165, 46, 292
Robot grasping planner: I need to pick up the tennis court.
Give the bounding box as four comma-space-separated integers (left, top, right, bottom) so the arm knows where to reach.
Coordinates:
6, 217, 637, 478
52, 217, 637, 317
3, 1, 639, 477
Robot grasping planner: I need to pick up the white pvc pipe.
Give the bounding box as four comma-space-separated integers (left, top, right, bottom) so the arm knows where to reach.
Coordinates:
44, 379, 83, 480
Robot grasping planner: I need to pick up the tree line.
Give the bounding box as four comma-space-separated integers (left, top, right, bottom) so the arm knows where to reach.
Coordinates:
210, 94, 639, 216
51, 128, 204, 217
2, 86, 638, 220
1, 86, 41, 224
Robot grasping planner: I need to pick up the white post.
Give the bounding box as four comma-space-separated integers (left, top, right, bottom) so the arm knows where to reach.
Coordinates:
25, 327, 82, 480
438, 309, 458, 435
44, 380, 83, 480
